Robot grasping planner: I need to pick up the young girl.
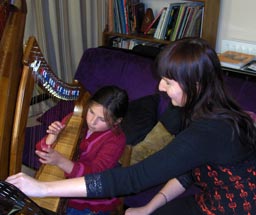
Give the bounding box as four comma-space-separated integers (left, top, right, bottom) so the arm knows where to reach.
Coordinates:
7, 38, 256, 215
35, 85, 128, 215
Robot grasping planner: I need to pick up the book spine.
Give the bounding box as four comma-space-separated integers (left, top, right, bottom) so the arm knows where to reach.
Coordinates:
170, 4, 185, 41
123, 0, 130, 34
184, 3, 204, 38
114, 0, 121, 33
179, 6, 192, 38
176, 5, 190, 39
159, 5, 171, 40
154, 7, 167, 39
132, 3, 145, 33
118, 0, 126, 34
167, 5, 180, 41
108, 0, 114, 32
182, 6, 195, 37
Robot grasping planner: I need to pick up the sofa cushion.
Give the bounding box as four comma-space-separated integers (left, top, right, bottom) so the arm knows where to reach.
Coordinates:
121, 94, 160, 145
130, 121, 174, 165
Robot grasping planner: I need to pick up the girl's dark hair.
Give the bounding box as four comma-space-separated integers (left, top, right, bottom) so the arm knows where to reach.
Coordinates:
156, 37, 256, 150
88, 85, 129, 129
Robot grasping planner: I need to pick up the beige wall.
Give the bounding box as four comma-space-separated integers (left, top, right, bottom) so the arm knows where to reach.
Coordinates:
141, 0, 256, 52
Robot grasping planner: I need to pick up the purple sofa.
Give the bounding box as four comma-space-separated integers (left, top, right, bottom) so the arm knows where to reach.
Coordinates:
23, 46, 256, 208
23, 47, 169, 170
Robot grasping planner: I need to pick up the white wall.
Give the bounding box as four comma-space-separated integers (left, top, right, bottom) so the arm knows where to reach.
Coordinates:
140, 0, 256, 53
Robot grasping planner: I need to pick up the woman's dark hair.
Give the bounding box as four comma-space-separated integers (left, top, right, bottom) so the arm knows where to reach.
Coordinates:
156, 37, 256, 149
88, 85, 129, 129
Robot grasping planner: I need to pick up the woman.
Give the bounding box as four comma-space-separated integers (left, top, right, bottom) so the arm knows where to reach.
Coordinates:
6, 38, 256, 215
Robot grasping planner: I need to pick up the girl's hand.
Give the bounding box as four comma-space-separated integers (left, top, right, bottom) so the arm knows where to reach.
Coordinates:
125, 207, 150, 215
35, 147, 74, 174
47, 121, 65, 135
5, 172, 47, 197
35, 147, 64, 166
46, 121, 65, 145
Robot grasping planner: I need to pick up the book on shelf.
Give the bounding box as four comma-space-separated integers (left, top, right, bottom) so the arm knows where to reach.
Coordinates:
180, 5, 196, 37
113, 0, 121, 33
176, 4, 191, 39
183, 3, 204, 38
118, 0, 127, 34
148, 1, 204, 41
153, 7, 167, 39
218, 51, 255, 69
123, 0, 130, 34
169, 1, 204, 41
170, 3, 187, 41
111, 0, 144, 34
164, 3, 181, 40
131, 2, 145, 33
108, 0, 114, 32
158, 5, 172, 40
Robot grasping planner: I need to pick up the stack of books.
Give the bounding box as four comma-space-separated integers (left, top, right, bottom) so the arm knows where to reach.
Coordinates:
218, 51, 255, 70
144, 1, 204, 41
108, 0, 145, 34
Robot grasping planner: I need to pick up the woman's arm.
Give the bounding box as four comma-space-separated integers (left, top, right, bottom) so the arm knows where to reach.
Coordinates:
6, 120, 224, 199
6, 172, 87, 198
125, 178, 185, 215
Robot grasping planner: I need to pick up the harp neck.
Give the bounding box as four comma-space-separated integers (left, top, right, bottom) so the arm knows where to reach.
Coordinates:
23, 36, 81, 101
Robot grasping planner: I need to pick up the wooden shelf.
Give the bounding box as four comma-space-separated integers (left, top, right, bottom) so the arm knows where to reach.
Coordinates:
103, 32, 170, 46
223, 67, 256, 78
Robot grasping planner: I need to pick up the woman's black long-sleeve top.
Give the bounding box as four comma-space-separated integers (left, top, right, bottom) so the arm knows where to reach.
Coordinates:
85, 104, 256, 214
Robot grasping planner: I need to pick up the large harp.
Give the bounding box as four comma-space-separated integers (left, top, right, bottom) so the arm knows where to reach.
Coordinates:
11, 36, 91, 212
0, 0, 27, 180
0, 0, 90, 210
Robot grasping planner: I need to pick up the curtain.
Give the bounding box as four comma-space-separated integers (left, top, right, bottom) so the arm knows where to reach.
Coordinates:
25, 0, 107, 82
24, 0, 107, 116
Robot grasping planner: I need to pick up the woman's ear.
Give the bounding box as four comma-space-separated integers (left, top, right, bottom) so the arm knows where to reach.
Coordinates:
115, 118, 123, 125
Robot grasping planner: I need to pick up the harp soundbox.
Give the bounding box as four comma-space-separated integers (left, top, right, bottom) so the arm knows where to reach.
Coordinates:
10, 36, 91, 212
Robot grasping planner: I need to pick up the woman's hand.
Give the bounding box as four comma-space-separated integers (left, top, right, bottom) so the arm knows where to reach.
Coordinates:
5, 172, 47, 197
125, 206, 150, 215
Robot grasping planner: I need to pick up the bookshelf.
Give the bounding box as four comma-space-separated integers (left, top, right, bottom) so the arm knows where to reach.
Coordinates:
103, 0, 220, 49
